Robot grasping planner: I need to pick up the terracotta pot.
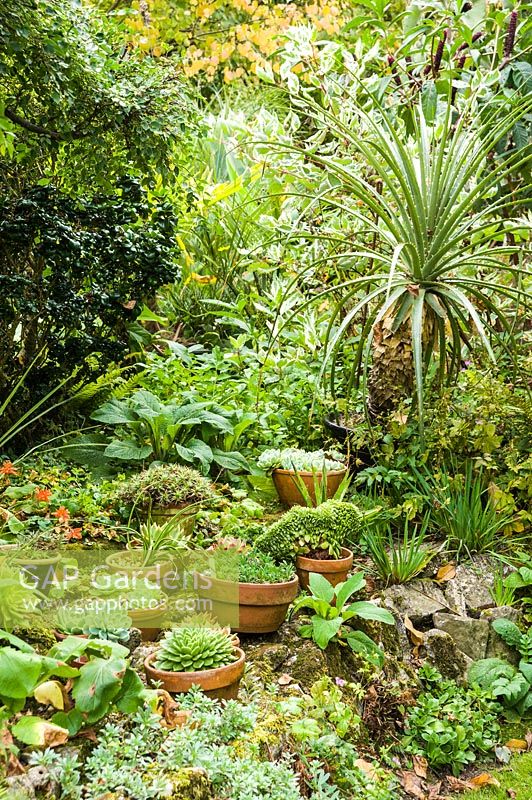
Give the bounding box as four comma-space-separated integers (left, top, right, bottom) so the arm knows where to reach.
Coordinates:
296, 547, 353, 589
105, 550, 175, 584
198, 574, 299, 634
54, 629, 88, 641
13, 553, 61, 595
129, 606, 165, 641
144, 647, 245, 699
272, 467, 347, 508
149, 505, 197, 536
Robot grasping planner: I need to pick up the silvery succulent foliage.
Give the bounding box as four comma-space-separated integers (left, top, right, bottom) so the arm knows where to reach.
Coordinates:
258, 448, 346, 473
45, 699, 302, 800
154, 625, 236, 672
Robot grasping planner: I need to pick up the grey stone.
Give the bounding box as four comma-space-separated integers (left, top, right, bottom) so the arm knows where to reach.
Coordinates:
432, 613, 490, 661
444, 563, 494, 613
6, 766, 55, 799
422, 629, 472, 683
383, 580, 447, 625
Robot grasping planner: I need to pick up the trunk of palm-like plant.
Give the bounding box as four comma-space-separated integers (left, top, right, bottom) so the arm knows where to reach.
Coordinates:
367, 316, 413, 418
367, 307, 437, 419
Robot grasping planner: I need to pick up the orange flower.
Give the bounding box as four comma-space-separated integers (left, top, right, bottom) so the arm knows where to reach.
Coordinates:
35, 488, 52, 503
65, 527, 83, 541
53, 506, 70, 523
0, 461, 18, 476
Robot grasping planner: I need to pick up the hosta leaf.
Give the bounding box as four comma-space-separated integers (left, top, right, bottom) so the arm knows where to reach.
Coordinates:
0, 649, 44, 698
91, 399, 137, 425
104, 440, 153, 461
114, 667, 146, 714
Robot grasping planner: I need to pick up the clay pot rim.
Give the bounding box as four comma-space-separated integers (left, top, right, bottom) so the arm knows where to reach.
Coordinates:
198, 572, 299, 591
272, 467, 347, 477
144, 646, 245, 682
13, 553, 61, 565
296, 547, 353, 569
54, 630, 89, 641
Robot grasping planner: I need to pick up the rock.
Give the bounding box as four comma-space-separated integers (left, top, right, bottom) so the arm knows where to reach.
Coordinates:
481, 607, 521, 665
422, 629, 472, 683
126, 627, 142, 653
481, 606, 521, 623
130, 643, 155, 673
6, 766, 55, 799
444, 562, 494, 614
244, 643, 290, 672
383, 581, 447, 625
432, 613, 490, 661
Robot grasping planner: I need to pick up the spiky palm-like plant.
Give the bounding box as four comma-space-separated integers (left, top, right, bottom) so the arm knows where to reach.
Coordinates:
275, 93, 531, 429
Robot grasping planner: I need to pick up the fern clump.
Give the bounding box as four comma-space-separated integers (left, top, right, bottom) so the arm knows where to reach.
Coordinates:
254, 500, 378, 562
155, 626, 237, 672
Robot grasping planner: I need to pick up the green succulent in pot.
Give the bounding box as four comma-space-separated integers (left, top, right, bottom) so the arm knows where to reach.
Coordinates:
110, 464, 217, 511
154, 625, 237, 672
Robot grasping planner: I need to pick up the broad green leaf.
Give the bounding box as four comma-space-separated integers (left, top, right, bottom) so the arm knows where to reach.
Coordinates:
72, 657, 127, 721
91, 399, 137, 425
104, 440, 153, 461
309, 572, 336, 604
335, 572, 366, 609
114, 667, 145, 714
0, 649, 43, 698
311, 615, 343, 649
11, 716, 69, 747
345, 601, 394, 624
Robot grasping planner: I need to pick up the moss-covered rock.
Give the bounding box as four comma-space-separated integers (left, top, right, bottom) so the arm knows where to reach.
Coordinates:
167, 768, 213, 799
11, 624, 57, 653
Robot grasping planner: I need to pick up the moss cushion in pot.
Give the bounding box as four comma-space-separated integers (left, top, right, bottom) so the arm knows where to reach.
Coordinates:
296, 547, 353, 589
144, 625, 245, 699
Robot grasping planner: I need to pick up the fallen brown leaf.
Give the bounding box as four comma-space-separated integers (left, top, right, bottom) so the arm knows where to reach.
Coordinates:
506, 789, 517, 798
525, 731, 532, 751
505, 738, 527, 751
436, 563, 456, 583
278, 673, 293, 686
413, 755, 428, 779
401, 769, 426, 799
428, 782, 443, 800
154, 689, 191, 729
354, 759, 379, 779
470, 773, 500, 788
404, 615, 424, 656
77, 728, 98, 743
447, 776, 473, 792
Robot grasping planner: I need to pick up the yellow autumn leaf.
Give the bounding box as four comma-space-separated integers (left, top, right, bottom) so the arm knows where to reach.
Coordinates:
34, 680, 65, 710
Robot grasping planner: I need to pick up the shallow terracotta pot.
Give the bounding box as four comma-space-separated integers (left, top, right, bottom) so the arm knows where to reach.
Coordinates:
296, 547, 353, 589
144, 647, 245, 699
105, 550, 175, 584
272, 468, 347, 507
198, 574, 299, 634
